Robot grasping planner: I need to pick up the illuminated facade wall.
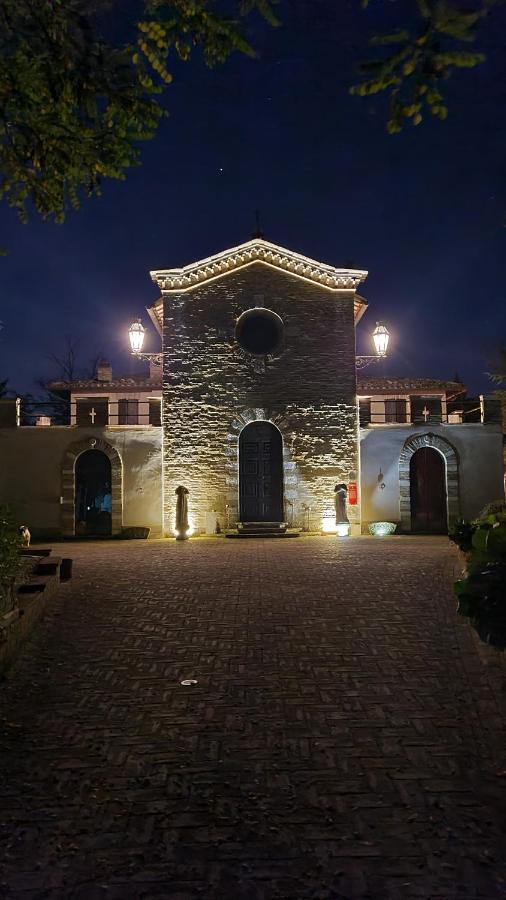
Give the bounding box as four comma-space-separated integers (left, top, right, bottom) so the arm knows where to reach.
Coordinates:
0, 425, 163, 538
161, 264, 361, 534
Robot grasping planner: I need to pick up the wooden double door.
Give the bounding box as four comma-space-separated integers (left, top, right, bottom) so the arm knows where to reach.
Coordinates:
239, 421, 284, 522
410, 447, 448, 533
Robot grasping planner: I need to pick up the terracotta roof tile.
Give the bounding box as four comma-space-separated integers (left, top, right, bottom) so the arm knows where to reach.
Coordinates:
357, 377, 466, 395
49, 377, 162, 392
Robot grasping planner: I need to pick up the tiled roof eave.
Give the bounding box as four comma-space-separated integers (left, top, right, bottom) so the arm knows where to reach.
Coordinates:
357, 378, 466, 395
48, 380, 162, 392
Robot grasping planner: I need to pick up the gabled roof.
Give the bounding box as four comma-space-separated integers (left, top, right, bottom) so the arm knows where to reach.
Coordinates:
357, 377, 466, 396
148, 238, 368, 332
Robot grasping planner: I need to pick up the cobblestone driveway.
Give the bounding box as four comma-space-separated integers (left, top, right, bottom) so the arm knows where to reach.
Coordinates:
0, 537, 505, 899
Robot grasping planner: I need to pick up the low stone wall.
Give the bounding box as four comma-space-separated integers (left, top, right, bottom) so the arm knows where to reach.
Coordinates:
0, 553, 66, 675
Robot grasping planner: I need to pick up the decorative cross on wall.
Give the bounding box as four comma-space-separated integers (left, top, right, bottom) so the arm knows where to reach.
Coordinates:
422, 405, 430, 422
89, 407, 97, 424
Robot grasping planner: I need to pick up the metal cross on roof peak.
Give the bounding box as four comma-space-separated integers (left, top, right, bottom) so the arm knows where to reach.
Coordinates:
251, 209, 265, 239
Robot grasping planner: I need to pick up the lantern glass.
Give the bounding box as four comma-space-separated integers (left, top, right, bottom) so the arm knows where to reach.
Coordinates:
129, 320, 145, 353
372, 322, 389, 357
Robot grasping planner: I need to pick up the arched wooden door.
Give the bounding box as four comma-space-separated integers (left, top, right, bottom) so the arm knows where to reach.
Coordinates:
75, 450, 112, 535
239, 421, 284, 522
410, 447, 448, 533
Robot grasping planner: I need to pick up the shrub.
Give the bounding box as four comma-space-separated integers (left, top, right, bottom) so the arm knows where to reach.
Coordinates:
449, 518, 476, 554
453, 513, 506, 649
476, 500, 506, 523
0, 506, 23, 614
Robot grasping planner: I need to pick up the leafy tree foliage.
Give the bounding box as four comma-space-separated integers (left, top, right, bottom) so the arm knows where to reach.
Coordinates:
351, 0, 493, 132
0, 0, 278, 225
487, 346, 506, 386
0, 0, 497, 228
487, 346, 506, 420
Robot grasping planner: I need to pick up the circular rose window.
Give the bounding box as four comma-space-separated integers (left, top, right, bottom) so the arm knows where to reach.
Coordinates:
235, 308, 284, 356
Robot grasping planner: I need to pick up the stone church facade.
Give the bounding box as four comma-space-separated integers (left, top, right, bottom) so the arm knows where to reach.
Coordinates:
0, 239, 503, 538
149, 240, 368, 535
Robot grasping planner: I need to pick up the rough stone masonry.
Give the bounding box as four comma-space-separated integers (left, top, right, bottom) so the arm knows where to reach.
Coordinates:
159, 263, 361, 534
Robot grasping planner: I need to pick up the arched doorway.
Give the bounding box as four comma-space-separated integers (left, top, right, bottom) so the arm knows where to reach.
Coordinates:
410, 447, 448, 533
239, 421, 284, 522
75, 450, 112, 535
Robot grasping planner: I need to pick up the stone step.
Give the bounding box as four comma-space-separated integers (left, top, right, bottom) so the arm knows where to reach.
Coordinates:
19, 548, 52, 557
35, 557, 61, 577
226, 528, 301, 539
238, 521, 287, 532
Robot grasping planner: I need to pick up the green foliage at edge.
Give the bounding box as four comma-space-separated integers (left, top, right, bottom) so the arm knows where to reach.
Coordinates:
351, 0, 492, 132
451, 509, 506, 648
0, 0, 278, 225
0, 505, 23, 613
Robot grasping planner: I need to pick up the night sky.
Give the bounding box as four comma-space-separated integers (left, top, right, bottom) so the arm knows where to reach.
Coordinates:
0, 0, 504, 395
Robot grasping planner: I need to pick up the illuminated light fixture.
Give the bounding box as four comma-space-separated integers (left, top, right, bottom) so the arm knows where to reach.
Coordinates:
129, 319, 145, 353
372, 322, 390, 357
356, 321, 390, 369
336, 523, 350, 537
174, 523, 194, 540
128, 319, 163, 367
321, 515, 337, 534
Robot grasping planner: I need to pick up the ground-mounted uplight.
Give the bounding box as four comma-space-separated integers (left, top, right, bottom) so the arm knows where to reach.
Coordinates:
321, 514, 337, 534
356, 321, 390, 369
174, 524, 194, 539
336, 523, 351, 537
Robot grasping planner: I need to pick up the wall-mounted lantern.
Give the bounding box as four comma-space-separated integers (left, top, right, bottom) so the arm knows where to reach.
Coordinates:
372, 322, 390, 357
128, 319, 163, 367
356, 321, 390, 369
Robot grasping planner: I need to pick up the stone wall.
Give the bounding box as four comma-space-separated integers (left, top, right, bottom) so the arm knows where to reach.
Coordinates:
0, 426, 163, 538
162, 264, 360, 534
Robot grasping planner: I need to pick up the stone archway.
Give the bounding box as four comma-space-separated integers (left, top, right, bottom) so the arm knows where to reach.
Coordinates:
399, 433, 459, 532
61, 437, 123, 536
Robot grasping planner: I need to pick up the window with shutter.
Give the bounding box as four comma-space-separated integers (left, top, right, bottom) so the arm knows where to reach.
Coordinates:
359, 399, 371, 426
385, 399, 407, 423
149, 400, 161, 426
118, 399, 139, 425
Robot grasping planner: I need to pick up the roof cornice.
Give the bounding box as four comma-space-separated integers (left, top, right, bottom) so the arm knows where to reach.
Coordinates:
150, 239, 368, 293
148, 239, 368, 330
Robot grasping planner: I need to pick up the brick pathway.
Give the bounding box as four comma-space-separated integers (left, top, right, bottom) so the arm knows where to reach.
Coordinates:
0, 537, 505, 899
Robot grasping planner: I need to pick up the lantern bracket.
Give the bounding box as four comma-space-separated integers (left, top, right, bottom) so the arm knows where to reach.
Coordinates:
355, 354, 385, 370
131, 351, 163, 367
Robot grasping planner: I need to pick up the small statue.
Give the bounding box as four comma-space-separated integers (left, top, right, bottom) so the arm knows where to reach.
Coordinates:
175, 486, 189, 540
334, 483, 349, 526
18, 525, 31, 548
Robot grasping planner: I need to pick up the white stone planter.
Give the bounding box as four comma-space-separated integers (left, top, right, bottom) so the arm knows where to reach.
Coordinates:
368, 521, 397, 536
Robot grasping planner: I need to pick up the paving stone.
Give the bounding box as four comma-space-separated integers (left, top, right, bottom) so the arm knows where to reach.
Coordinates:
0, 536, 504, 899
